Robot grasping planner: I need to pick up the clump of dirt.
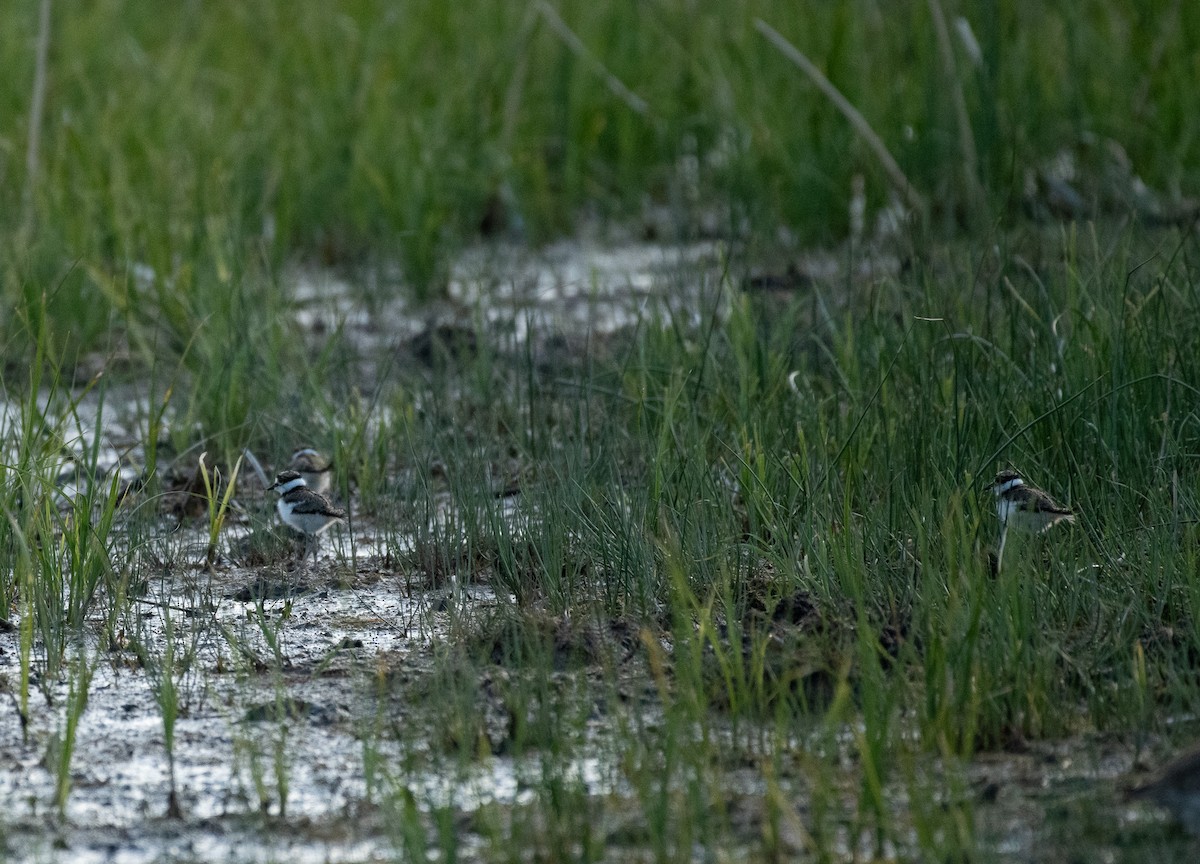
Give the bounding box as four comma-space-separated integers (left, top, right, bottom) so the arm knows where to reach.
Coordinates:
699, 578, 850, 713
406, 535, 496, 588
469, 607, 643, 671
159, 460, 211, 520
242, 697, 345, 726
408, 322, 480, 367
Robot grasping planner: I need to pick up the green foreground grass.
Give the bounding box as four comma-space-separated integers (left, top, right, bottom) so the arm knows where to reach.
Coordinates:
2, 221, 1200, 860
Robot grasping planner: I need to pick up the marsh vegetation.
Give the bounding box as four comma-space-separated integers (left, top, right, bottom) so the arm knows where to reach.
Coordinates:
2, 2, 1199, 861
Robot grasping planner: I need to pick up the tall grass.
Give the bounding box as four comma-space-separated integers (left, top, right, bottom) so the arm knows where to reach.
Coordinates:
3, 2, 1198, 331
1, 1, 1199, 857
360, 220, 1199, 856
1, 220, 1196, 856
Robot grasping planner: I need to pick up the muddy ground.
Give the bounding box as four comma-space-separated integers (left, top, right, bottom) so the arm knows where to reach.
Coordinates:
1, 239, 1193, 862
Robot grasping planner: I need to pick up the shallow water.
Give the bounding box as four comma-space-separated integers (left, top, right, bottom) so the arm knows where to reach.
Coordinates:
288, 239, 730, 364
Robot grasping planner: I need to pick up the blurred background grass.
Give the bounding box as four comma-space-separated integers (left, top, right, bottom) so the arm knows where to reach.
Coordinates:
2, 1, 1197, 328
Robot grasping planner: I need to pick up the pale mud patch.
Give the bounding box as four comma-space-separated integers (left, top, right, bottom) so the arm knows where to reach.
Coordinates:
0, 546, 630, 863
0, 555, 421, 858
0, 417, 621, 864
288, 240, 733, 366
0, 530, 1174, 863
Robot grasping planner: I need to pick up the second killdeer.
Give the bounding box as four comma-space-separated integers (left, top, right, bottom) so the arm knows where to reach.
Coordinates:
987, 469, 1076, 571
288, 447, 333, 495
268, 470, 346, 564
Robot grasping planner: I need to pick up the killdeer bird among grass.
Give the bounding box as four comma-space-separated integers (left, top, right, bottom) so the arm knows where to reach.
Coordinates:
987, 469, 1075, 572
268, 470, 345, 564
1127, 744, 1200, 836
288, 447, 333, 495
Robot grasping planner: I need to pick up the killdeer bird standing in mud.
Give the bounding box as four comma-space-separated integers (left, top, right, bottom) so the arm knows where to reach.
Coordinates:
268, 470, 346, 564
986, 469, 1075, 572
288, 447, 334, 495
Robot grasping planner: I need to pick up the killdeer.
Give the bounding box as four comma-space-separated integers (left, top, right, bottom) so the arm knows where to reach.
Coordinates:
988, 469, 1076, 534
1127, 744, 1200, 836
288, 447, 333, 495
986, 469, 1075, 571
268, 470, 346, 564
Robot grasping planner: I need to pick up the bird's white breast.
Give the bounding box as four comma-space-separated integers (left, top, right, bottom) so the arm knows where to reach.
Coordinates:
277, 498, 339, 535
